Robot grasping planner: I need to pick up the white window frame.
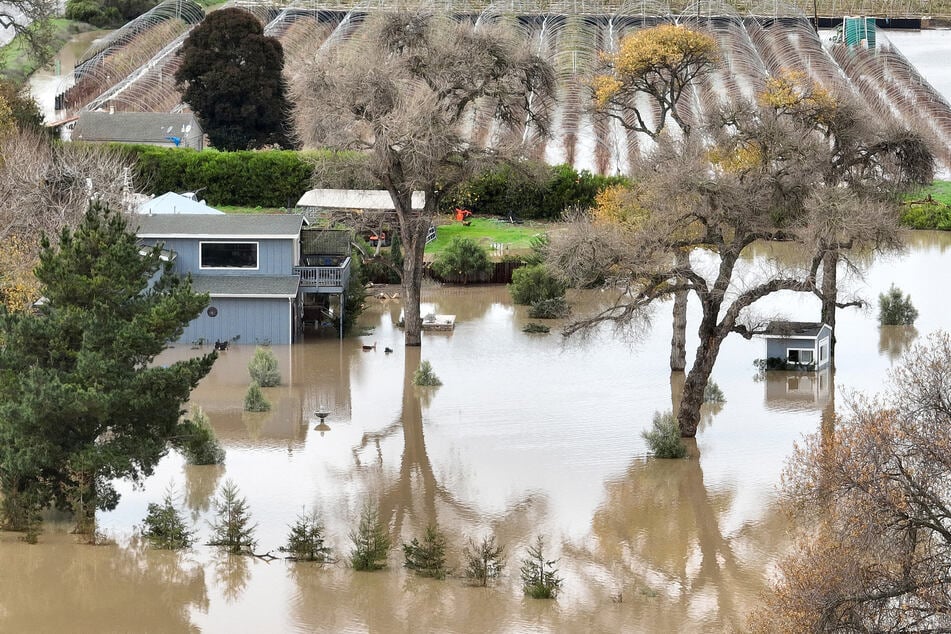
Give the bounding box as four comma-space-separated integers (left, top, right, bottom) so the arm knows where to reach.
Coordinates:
199, 241, 259, 270
787, 347, 814, 365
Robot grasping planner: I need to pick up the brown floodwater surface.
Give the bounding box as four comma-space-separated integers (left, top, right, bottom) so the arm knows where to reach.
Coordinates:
2, 232, 949, 632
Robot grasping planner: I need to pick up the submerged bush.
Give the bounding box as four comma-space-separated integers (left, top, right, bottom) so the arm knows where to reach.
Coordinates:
143, 490, 194, 550
642, 411, 687, 459
509, 264, 567, 305
520, 535, 563, 599
528, 297, 570, 319
413, 360, 442, 386
177, 406, 225, 465
703, 380, 726, 404
349, 503, 390, 571
244, 382, 271, 412
430, 237, 493, 284
522, 322, 550, 334
248, 346, 280, 387
282, 509, 333, 563
403, 524, 448, 579
878, 284, 919, 326
463, 534, 506, 587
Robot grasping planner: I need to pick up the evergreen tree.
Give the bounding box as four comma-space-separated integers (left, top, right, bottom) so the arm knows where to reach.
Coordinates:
520, 535, 563, 599
208, 480, 257, 554
248, 346, 280, 386
403, 524, 448, 578
463, 534, 506, 586
143, 489, 195, 550
349, 503, 390, 571
175, 8, 294, 151
282, 509, 333, 563
0, 202, 215, 532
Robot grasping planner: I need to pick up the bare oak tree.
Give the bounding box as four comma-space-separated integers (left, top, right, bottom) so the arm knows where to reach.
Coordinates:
593, 24, 719, 372
750, 332, 951, 633
291, 10, 555, 346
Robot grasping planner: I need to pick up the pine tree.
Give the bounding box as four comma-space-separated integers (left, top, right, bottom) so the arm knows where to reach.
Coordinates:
403, 524, 448, 578
463, 534, 506, 587
349, 503, 390, 571
282, 509, 333, 563
143, 489, 195, 550
208, 480, 257, 554
520, 535, 563, 599
0, 202, 215, 532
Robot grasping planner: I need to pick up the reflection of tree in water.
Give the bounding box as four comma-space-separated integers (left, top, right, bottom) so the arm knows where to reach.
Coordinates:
0, 536, 207, 631
183, 464, 224, 521
213, 553, 251, 603
878, 324, 918, 362
589, 446, 777, 630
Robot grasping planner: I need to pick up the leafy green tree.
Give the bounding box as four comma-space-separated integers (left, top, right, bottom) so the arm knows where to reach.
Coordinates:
248, 346, 280, 386
143, 488, 195, 550
349, 503, 390, 571
509, 264, 566, 305
878, 284, 918, 326
642, 411, 687, 459
431, 237, 493, 284
520, 535, 563, 599
208, 480, 257, 554
463, 534, 505, 586
403, 524, 448, 578
282, 509, 333, 563
175, 406, 225, 465
175, 8, 293, 151
412, 360, 442, 387
0, 202, 214, 532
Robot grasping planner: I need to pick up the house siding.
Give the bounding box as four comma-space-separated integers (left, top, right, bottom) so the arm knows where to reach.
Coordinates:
144, 237, 294, 275
179, 297, 293, 346
766, 337, 816, 359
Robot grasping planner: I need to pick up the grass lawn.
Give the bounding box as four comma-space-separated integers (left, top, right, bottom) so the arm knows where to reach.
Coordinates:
901, 180, 951, 230
425, 217, 548, 257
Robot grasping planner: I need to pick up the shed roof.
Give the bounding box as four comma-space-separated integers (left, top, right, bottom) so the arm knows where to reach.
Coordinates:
191, 275, 301, 298
73, 112, 200, 144
763, 321, 828, 338
135, 214, 305, 239
297, 188, 425, 210
137, 192, 224, 215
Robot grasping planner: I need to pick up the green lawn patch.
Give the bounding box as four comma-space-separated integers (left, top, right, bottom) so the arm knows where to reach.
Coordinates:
901, 180, 951, 230
425, 217, 546, 257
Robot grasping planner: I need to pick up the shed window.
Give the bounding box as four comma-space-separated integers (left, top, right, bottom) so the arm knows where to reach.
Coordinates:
788, 349, 814, 364
200, 242, 257, 269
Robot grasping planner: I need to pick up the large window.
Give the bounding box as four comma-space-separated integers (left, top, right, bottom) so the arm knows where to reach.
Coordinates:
200, 242, 258, 269
787, 348, 814, 365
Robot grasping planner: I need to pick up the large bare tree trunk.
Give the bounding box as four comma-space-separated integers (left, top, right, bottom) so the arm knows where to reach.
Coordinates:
670, 290, 688, 371
677, 319, 725, 438
401, 226, 426, 347
820, 250, 838, 366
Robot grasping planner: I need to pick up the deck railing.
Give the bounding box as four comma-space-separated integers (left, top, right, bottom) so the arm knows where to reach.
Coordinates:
294, 257, 351, 290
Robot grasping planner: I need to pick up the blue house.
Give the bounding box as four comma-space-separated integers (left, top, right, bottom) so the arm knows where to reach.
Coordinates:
761, 321, 833, 371
135, 214, 351, 345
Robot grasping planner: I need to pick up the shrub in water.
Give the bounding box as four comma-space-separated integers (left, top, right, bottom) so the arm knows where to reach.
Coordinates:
509, 264, 567, 305
248, 346, 280, 387
703, 380, 725, 404
878, 284, 919, 326
642, 411, 687, 459
413, 360, 442, 386
463, 534, 506, 587
431, 237, 493, 284
244, 381, 271, 412
403, 524, 448, 579
177, 406, 225, 465
282, 509, 333, 563
528, 297, 570, 319
520, 535, 563, 599
522, 322, 550, 334
349, 503, 390, 571
207, 480, 257, 554
143, 489, 194, 550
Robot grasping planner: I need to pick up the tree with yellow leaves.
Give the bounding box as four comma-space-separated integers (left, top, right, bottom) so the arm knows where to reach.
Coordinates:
593, 24, 718, 140
749, 332, 951, 632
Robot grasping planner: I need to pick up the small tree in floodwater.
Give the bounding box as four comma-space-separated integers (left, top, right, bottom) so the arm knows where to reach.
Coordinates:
208, 480, 257, 554
282, 509, 333, 563
248, 347, 280, 387
520, 535, 563, 599
463, 534, 506, 587
349, 503, 390, 571
412, 361, 442, 387
175, 406, 225, 465
878, 285, 918, 326
642, 411, 687, 459
403, 524, 448, 579
244, 382, 270, 412
143, 488, 195, 550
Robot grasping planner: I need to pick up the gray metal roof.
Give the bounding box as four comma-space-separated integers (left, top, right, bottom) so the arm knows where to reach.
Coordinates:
190, 274, 301, 298
135, 214, 305, 238
73, 112, 201, 144
764, 321, 826, 338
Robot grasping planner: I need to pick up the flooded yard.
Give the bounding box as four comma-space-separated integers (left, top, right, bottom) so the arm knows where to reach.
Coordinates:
1, 231, 947, 632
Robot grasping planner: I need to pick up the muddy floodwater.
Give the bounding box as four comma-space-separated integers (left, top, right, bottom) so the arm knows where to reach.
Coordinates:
1, 232, 948, 632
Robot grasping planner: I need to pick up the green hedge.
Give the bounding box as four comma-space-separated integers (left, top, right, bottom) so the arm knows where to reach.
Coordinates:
446, 162, 628, 220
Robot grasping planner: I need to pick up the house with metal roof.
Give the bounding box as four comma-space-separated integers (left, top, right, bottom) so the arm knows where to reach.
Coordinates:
72, 112, 204, 149
761, 321, 833, 371
136, 214, 351, 345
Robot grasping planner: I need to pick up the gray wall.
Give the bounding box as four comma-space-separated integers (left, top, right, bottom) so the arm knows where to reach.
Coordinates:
178, 297, 293, 345
145, 237, 294, 276
766, 337, 816, 360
